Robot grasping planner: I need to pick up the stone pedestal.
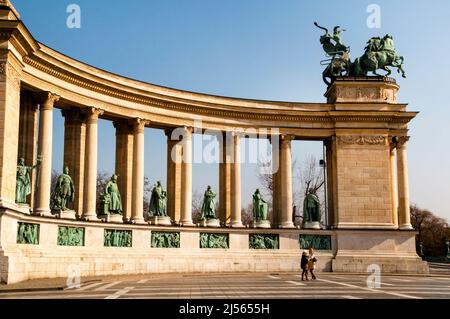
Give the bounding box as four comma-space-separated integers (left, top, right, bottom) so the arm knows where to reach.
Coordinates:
149, 216, 172, 226
53, 210, 76, 220
98, 214, 123, 223
303, 222, 321, 230
250, 220, 271, 229
16, 204, 31, 215
199, 219, 221, 228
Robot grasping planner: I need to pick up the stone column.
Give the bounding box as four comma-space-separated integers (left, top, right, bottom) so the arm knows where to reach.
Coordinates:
82, 107, 103, 221
62, 108, 86, 216
180, 127, 194, 226
279, 135, 295, 228
18, 91, 38, 207
35, 92, 60, 216
230, 132, 243, 227
0, 37, 22, 208
324, 139, 336, 227
166, 129, 182, 223
131, 118, 147, 224
396, 136, 413, 230
114, 121, 134, 222
389, 140, 399, 229
271, 137, 281, 227
219, 131, 232, 225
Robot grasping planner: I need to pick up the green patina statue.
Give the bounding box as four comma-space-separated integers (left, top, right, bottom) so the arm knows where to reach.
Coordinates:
314, 22, 351, 85
51, 166, 75, 211
15, 156, 42, 204
200, 185, 216, 220
149, 181, 167, 217
100, 174, 123, 215
252, 189, 268, 221
353, 34, 406, 78
315, 23, 406, 84
303, 188, 321, 224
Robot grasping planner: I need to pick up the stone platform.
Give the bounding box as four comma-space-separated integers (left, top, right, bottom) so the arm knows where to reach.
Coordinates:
0, 208, 428, 285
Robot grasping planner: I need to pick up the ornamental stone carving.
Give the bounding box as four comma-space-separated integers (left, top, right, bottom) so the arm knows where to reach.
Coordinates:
337, 135, 387, 146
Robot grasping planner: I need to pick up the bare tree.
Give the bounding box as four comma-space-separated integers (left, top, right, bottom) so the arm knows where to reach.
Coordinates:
191, 189, 203, 224
411, 204, 449, 257
96, 171, 111, 214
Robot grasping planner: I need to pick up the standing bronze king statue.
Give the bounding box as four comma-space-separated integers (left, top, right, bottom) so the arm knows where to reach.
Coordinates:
314, 22, 406, 85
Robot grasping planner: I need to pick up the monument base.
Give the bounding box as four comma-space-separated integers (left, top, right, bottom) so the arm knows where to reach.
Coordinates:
250, 220, 271, 229
53, 210, 76, 220
98, 214, 123, 223
303, 222, 321, 230
199, 219, 221, 228
149, 216, 172, 226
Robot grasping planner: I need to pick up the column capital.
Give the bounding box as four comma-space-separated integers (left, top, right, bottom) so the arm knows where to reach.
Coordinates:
281, 134, 295, 144
85, 107, 104, 122
35, 91, 60, 110
393, 136, 410, 147
131, 118, 150, 133
182, 126, 194, 135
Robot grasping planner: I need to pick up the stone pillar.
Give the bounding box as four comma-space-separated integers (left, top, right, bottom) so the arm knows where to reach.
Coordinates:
230, 133, 243, 227
219, 131, 232, 225
389, 140, 399, 229
0, 29, 22, 208
396, 136, 413, 230
180, 127, 194, 226
166, 129, 182, 223
35, 92, 60, 216
271, 137, 281, 227
131, 118, 147, 224
279, 135, 295, 228
82, 107, 103, 220
325, 138, 336, 227
62, 108, 86, 216
18, 91, 38, 207
114, 121, 133, 222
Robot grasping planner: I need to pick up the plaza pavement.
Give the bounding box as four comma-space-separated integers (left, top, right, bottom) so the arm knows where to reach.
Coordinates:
0, 263, 449, 299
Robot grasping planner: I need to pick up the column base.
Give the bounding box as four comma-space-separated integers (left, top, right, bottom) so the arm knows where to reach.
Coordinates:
399, 224, 414, 230
53, 210, 76, 220
33, 209, 54, 218
99, 214, 123, 223
230, 221, 244, 228
180, 220, 195, 227
131, 218, 146, 225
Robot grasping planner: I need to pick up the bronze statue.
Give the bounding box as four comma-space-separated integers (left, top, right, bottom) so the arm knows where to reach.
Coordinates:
303, 188, 321, 224
252, 189, 268, 221
51, 166, 75, 211
200, 185, 216, 220
149, 181, 167, 216
101, 174, 122, 215
16, 156, 41, 204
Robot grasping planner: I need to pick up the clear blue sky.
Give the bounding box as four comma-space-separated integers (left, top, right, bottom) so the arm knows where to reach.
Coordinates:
12, 0, 450, 221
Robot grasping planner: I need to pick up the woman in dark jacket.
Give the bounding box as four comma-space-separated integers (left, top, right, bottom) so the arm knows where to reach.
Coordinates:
301, 251, 309, 280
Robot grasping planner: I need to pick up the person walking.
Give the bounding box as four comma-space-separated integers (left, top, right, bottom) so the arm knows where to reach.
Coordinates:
301, 251, 309, 280
308, 247, 318, 280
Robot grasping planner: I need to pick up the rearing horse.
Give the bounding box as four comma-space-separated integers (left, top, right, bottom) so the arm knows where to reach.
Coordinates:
353, 35, 406, 78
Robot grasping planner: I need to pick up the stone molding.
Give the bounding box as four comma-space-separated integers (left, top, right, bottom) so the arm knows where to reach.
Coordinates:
337, 135, 387, 146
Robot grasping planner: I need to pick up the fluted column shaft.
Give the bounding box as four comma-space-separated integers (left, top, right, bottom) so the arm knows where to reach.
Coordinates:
279, 135, 295, 228
230, 133, 243, 227
131, 118, 147, 224
82, 107, 103, 220
397, 136, 412, 230
180, 127, 194, 226
166, 129, 183, 223
35, 92, 59, 216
